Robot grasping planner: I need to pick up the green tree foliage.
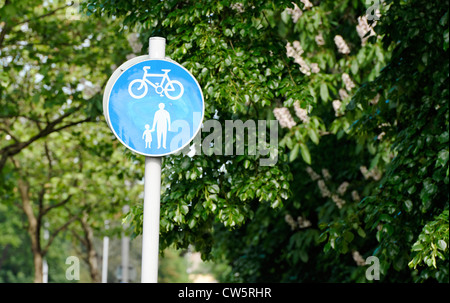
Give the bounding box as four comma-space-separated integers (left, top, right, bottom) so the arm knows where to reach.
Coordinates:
0, 0, 141, 282
158, 248, 190, 283
93, 0, 301, 255
1, 0, 441, 283
345, 0, 449, 281
89, 0, 449, 282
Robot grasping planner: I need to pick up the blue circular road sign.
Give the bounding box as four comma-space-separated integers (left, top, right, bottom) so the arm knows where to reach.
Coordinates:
103, 56, 204, 157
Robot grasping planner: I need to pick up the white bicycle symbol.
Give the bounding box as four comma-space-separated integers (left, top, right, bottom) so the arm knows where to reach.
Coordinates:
128, 66, 184, 100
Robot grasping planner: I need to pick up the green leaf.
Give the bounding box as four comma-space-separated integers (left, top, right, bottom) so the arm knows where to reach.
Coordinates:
299, 250, 309, 262
180, 204, 189, 215
299, 143, 311, 164
208, 184, 220, 194
437, 240, 447, 251
369, 153, 380, 170
244, 159, 251, 169
289, 143, 300, 162
379, 214, 392, 222
436, 149, 449, 167
32, 94, 40, 104
323, 242, 331, 253
351, 59, 358, 75
318, 232, 328, 243
420, 179, 438, 203
404, 200, 413, 212
188, 218, 197, 229
411, 243, 424, 251
357, 228, 366, 238
320, 83, 329, 102
343, 231, 354, 242
308, 128, 319, 145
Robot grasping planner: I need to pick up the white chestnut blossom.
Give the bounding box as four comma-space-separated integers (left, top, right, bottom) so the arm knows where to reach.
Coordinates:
315, 33, 325, 46
286, 41, 311, 76
306, 167, 321, 181
342, 73, 356, 92
351, 190, 361, 202
310, 63, 320, 73
285, 214, 297, 230
285, 2, 302, 23
294, 101, 310, 123
126, 53, 137, 60
273, 107, 296, 129
370, 93, 381, 105
127, 33, 143, 53
292, 40, 304, 55
360, 166, 382, 181
321, 168, 331, 180
339, 88, 349, 100
296, 57, 311, 76
337, 181, 350, 195
331, 194, 345, 208
297, 216, 312, 228
285, 214, 312, 230
332, 100, 342, 116
79, 78, 100, 99
334, 35, 351, 54
356, 15, 376, 46
231, 2, 244, 13
318, 180, 331, 197
352, 251, 366, 266
300, 0, 313, 9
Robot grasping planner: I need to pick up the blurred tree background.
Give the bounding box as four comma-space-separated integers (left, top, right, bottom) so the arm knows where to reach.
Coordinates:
1, 0, 448, 282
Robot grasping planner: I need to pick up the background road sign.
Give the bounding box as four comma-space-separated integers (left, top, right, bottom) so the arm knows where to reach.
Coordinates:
104, 56, 204, 157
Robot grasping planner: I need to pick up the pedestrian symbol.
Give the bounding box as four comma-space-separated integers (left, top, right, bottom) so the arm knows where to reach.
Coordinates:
142, 124, 153, 148
103, 56, 204, 157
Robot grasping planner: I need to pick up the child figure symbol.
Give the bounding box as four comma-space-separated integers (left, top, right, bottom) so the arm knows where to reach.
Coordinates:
142, 103, 171, 149
142, 124, 153, 148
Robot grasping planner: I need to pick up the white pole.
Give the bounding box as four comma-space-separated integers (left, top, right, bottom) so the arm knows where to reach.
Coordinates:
141, 36, 165, 283
42, 260, 48, 283
43, 222, 49, 283
121, 205, 130, 283
101, 220, 109, 283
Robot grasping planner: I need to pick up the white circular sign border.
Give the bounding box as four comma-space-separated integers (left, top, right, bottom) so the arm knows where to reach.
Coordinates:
103, 56, 205, 157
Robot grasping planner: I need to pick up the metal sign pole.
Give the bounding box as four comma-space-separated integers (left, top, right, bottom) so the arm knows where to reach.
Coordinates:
104, 35, 202, 282
101, 220, 109, 283
141, 37, 165, 283
121, 205, 130, 283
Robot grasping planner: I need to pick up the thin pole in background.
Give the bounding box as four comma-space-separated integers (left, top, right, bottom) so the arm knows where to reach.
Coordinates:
121, 205, 130, 283
101, 220, 109, 283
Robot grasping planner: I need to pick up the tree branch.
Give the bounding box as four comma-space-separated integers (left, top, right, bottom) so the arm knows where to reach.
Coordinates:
13, 3, 72, 28
0, 106, 92, 172
71, 228, 88, 248
52, 117, 93, 134
40, 195, 73, 218
0, 0, 11, 49
41, 215, 78, 256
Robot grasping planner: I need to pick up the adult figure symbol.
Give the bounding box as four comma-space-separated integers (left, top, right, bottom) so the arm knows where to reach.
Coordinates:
151, 103, 171, 149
